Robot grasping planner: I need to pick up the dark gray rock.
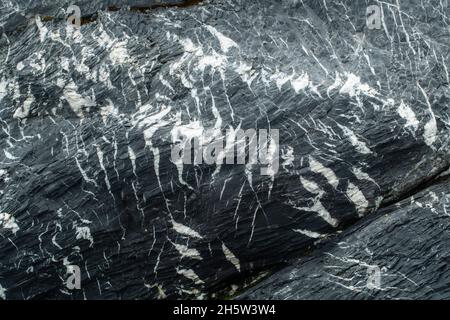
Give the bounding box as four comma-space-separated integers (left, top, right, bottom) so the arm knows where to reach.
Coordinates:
239, 172, 450, 300
0, 0, 449, 299
0, 0, 194, 34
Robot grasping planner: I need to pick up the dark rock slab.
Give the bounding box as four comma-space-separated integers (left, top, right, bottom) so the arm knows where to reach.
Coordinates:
239, 172, 450, 300
0, 0, 449, 299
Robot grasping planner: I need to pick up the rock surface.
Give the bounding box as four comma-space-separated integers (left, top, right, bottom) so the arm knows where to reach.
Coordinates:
239, 172, 450, 299
0, 0, 449, 299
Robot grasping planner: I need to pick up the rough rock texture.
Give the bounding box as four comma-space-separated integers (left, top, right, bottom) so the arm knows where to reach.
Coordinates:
0, 0, 449, 299
0, 0, 195, 33
239, 172, 450, 300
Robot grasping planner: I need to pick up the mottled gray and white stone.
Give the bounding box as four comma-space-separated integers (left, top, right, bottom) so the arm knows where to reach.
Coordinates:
0, 0, 449, 299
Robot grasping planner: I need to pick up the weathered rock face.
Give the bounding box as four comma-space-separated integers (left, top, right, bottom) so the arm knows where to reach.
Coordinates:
239, 172, 450, 300
0, 0, 196, 33
0, 0, 448, 300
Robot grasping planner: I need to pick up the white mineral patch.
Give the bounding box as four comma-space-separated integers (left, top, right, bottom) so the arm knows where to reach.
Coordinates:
418, 83, 437, 147
222, 243, 241, 272
340, 73, 378, 98
13, 94, 34, 119
63, 81, 96, 118
346, 182, 369, 217
270, 70, 293, 90
327, 72, 343, 97
16, 62, 25, 71
0, 78, 7, 103
423, 117, 437, 147
180, 38, 203, 56
281, 146, 295, 169
300, 177, 338, 227
352, 167, 378, 187
205, 25, 238, 53
171, 220, 203, 239
176, 268, 204, 284
35, 16, 48, 43
397, 100, 419, 132
4, 150, 19, 160
173, 243, 202, 260
170, 120, 205, 186
128, 146, 137, 175
337, 123, 372, 154
0, 283, 6, 300
0, 169, 7, 181
309, 156, 339, 189
293, 229, 325, 239
0, 212, 19, 234
291, 72, 310, 93
75, 226, 94, 247
197, 51, 228, 72
235, 61, 258, 87
75, 158, 97, 186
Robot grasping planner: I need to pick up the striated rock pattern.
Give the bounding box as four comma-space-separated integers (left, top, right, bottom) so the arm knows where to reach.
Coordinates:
239, 172, 450, 299
0, 0, 449, 299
